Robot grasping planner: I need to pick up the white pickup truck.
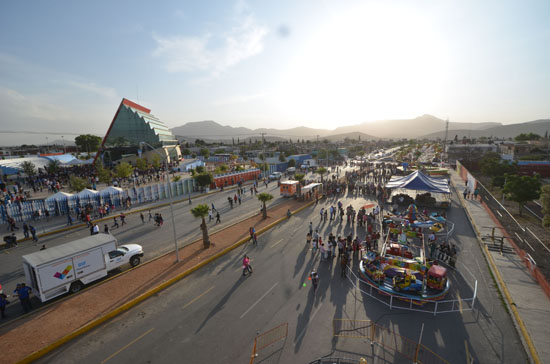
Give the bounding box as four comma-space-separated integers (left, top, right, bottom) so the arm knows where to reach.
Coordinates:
22, 234, 144, 302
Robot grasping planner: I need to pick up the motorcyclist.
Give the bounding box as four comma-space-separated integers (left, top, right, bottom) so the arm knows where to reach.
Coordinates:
242, 255, 253, 276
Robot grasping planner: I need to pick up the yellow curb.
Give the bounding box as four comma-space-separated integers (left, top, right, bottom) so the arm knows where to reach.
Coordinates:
450, 178, 541, 364
16, 200, 315, 364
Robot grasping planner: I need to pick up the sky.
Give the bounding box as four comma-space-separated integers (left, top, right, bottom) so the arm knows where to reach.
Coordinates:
0, 0, 549, 146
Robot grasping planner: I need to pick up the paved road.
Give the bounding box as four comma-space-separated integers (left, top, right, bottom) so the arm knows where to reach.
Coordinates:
0, 181, 283, 320
37, 186, 525, 363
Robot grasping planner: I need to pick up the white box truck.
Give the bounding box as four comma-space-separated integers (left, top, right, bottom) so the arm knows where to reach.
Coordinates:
22, 234, 144, 302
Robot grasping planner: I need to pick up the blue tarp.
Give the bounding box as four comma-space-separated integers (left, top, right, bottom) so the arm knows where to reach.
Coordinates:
385, 170, 450, 194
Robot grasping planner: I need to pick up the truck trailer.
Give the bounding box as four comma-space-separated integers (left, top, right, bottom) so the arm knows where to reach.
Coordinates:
22, 234, 144, 302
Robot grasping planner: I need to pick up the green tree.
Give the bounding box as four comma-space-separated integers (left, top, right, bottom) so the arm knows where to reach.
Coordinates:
191, 204, 211, 248
219, 164, 229, 173
541, 185, 550, 229
317, 167, 327, 182
515, 133, 541, 141
235, 165, 244, 172
278, 153, 286, 162
95, 163, 112, 184
259, 163, 269, 174
258, 153, 266, 161
181, 148, 191, 156
194, 172, 213, 191
195, 165, 205, 174
75, 134, 102, 153
21, 161, 36, 177
287, 158, 296, 168
135, 158, 148, 171
503, 174, 541, 216
115, 162, 134, 179
69, 176, 89, 192
257, 192, 274, 219
151, 154, 161, 169
172, 175, 182, 182
199, 148, 210, 159
191, 153, 197, 159
45, 160, 61, 174
480, 152, 517, 177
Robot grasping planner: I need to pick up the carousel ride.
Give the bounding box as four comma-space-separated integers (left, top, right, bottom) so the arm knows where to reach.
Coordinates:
359, 204, 450, 304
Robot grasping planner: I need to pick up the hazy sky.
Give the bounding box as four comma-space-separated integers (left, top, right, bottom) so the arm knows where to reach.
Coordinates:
1, 0, 549, 145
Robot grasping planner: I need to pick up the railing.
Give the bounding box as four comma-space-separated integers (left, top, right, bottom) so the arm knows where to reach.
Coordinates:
249, 322, 288, 364
331, 319, 451, 364
346, 266, 477, 316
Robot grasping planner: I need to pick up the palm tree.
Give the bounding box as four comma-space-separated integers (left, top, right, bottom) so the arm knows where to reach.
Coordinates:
317, 167, 327, 183
191, 204, 211, 248
257, 192, 273, 219
294, 173, 305, 195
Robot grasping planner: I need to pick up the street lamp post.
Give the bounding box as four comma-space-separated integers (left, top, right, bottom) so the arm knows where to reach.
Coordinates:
140, 142, 180, 262
61, 136, 66, 153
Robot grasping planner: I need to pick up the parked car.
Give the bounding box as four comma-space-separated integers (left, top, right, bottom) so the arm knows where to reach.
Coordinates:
269, 172, 283, 180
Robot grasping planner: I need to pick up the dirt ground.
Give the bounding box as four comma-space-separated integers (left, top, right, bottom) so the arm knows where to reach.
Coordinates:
0, 199, 308, 364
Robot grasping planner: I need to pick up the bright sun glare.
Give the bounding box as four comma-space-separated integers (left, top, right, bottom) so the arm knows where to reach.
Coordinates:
276, 3, 450, 129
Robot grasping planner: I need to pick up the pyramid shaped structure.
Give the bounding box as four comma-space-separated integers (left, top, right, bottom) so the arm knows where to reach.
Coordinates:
95, 98, 180, 165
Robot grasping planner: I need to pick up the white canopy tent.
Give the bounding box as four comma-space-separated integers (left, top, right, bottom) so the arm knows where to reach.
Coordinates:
76, 188, 99, 198
45, 191, 73, 201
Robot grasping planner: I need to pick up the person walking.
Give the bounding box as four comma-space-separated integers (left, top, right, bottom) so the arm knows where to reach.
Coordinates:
120, 213, 126, 226
0, 292, 8, 318
208, 208, 213, 222
23, 223, 29, 239
29, 225, 38, 242
340, 253, 348, 277
92, 224, 99, 235
67, 214, 73, 226
112, 217, 119, 229
215, 212, 221, 224
13, 283, 32, 313
104, 224, 109, 234
311, 271, 320, 293
140, 212, 145, 224
148, 210, 153, 222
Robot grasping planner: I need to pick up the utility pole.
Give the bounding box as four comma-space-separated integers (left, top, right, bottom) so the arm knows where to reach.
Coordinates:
443, 118, 449, 165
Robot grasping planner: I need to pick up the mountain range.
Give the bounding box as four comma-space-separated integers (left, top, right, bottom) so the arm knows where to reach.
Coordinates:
171, 115, 550, 142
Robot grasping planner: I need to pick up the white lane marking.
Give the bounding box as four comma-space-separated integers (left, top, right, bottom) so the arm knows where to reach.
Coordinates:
240, 282, 279, 319
271, 239, 284, 248
526, 227, 550, 253
294, 303, 323, 345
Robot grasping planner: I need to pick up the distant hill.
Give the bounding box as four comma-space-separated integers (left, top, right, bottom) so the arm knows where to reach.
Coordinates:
171, 116, 549, 141
171, 121, 332, 141
420, 119, 550, 139
332, 115, 501, 138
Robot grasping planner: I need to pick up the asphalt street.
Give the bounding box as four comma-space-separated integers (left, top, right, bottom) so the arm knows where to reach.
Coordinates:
36, 183, 526, 363
0, 180, 283, 320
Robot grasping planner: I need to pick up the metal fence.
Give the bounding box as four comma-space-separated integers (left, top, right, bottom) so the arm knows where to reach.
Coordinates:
249, 322, 288, 364
0, 179, 195, 224
346, 266, 477, 316
332, 319, 450, 364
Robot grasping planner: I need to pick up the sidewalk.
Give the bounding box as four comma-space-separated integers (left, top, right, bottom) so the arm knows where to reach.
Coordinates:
449, 169, 549, 364
0, 198, 310, 363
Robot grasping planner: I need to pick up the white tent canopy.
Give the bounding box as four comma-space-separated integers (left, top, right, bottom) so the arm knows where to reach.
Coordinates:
99, 186, 123, 196
45, 191, 73, 201
76, 188, 99, 198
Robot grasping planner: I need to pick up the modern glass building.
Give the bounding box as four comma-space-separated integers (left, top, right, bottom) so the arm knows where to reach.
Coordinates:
95, 98, 180, 166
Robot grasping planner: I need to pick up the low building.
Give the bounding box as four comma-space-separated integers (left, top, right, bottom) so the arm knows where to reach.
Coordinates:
498, 142, 534, 161
445, 144, 497, 163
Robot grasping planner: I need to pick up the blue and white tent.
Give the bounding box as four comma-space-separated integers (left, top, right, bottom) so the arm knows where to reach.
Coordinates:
385, 170, 450, 194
